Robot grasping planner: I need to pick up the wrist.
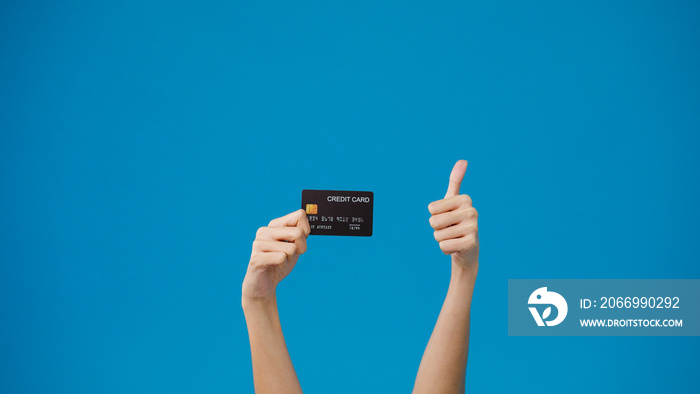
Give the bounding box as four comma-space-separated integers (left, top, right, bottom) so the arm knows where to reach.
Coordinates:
242, 292, 278, 317
450, 259, 478, 286
445, 260, 477, 307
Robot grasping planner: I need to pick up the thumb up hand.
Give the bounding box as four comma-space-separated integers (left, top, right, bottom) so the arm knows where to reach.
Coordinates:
428, 160, 479, 270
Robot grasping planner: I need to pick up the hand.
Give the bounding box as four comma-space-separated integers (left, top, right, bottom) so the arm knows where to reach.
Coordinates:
242, 209, 311, 305
428, 160, 479, 270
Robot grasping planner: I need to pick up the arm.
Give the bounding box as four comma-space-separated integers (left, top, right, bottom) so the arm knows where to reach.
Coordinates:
413, 160, 479, 394
242, 209, 310, 394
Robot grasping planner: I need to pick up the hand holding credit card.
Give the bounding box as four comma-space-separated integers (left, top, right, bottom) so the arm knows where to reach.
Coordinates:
302, 190, 374, 236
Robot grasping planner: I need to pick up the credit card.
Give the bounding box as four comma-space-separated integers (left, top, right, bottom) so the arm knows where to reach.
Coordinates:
301, 190, 373, 236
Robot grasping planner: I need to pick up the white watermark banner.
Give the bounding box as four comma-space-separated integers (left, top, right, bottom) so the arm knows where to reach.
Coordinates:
508, 279, 700, 336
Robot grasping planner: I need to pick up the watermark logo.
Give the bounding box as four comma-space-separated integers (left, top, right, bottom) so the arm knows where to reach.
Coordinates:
528, 287, 568, 326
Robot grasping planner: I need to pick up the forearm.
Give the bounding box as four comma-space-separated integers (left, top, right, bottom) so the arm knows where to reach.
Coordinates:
413, 262, 477, 394
243, 295, 302, 394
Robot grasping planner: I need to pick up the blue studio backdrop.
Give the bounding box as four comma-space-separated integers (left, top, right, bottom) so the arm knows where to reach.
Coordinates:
2, 1, 699, 393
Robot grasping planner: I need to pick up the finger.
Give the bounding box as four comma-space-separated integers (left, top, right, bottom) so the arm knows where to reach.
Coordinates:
445, 160, 468, 199
439, 238, 463, 255
257, 226, 305, 243
253, 240, 297, 257
297, 211, 311, 237
428, 208, 467, 230
257, 227, 308, 254
295, 235, 307, 255
251, 251, 287, 267
269, 209, 310, 234
439, 235, 477, 255
434, 223, 477, 243
428, 194, 472, 215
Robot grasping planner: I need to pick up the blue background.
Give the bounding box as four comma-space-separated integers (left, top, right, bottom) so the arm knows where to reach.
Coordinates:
2, 1, 699, 393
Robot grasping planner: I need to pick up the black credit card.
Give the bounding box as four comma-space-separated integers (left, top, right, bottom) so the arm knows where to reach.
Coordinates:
301, 190, 373, 236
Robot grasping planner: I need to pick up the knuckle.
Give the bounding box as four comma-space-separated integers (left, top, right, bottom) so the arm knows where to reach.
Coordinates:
250, 254, 266, 268
454, 222, 468, 235
293, 227, 303, 239
463, 223, 477, 233
255, 227, 266, 238
273, 253, 286, 265
462, 235, 476, 249
439, 244, 451, 255
459, 194, 472, 206
456, 208, 469, 220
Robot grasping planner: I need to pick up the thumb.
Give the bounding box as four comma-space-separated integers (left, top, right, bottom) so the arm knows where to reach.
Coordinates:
445, 160, 468, 198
